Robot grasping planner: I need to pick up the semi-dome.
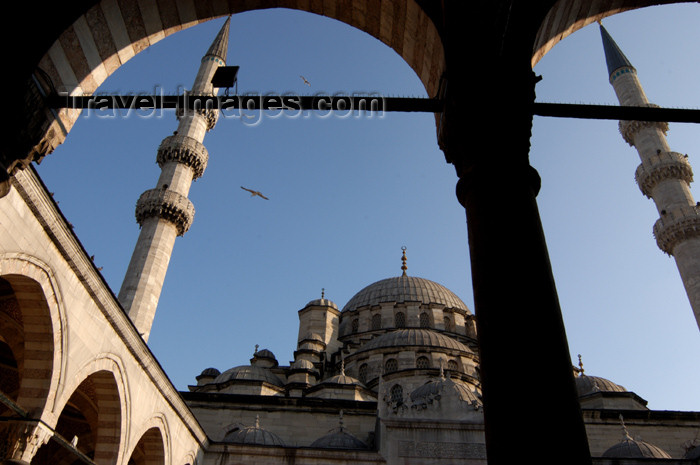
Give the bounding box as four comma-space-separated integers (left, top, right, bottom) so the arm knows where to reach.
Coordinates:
575, 374, 626, 397
214, 365, 284, 387
356, 329, 472, 354
342, 276, 469, 313
223, 417, 285, 446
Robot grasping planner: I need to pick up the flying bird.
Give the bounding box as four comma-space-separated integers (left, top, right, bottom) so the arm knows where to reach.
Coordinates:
240, 186, 269, 200
300, 75, 311, 86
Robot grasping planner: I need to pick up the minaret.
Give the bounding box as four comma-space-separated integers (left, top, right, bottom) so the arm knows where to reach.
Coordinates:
600, 24, 700, 332
118, 17, 231, 341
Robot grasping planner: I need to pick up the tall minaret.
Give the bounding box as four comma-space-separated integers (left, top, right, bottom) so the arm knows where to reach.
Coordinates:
118, 17, 231, 341
600, 24, 700, 332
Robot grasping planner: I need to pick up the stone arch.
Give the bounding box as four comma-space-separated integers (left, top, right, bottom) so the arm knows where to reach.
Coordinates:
49, 355, 130, 464
0, 253, 66, 417
34, 0, 446, 158
532, 0, 685, 67
34, 367, 124, 464
126, 415, 171, 465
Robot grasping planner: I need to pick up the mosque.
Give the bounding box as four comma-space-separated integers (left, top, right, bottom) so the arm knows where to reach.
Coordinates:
1, 4, 700, 465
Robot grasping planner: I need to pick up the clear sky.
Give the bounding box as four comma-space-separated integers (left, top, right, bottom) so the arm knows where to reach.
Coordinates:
37, 4, 700, 412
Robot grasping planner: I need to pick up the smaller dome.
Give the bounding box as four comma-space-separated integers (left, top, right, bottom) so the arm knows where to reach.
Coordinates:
410, 375, 481, 409
223, 417, 285, 446
684, 444, 700, 460
322, 372, 364, 387
575, 374, 626, 397
214, 365, 284, 387
254, 349, 276, 360
305, 298, 338, 309
311, 428, 368, 450
291, 359, 317, 370
602, 436, 671, 459
198, 367, 220, 377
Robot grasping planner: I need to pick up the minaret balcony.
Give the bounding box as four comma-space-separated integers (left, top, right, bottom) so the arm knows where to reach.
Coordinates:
635, 151, 693, 198
653, 205, 700, 255
135, 188, 195, 236
156, 134, 209, 180
618, 103, 669, 146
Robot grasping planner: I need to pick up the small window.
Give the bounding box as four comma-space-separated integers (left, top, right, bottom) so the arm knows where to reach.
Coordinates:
443, 316, 453, 332
395, 312, 406, 328
447, 359, 458, 372
358, 363, 368, 383
351, 318, 359, 333
416, 356, 430, 369
385, 358, 398, 373
419, 312, 430, 328
371, 313, 382, 330
390, 384, 404, 405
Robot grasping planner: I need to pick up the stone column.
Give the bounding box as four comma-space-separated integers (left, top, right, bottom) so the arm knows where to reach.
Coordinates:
0, 420, 52, 463
440, 10, 592, 456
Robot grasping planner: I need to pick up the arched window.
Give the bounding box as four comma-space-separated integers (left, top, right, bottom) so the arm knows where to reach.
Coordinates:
351, 318, 359, 333
385, 358, 398, 373
419, 312, 430, 328
443, 316, 453, 332
358, 363, 368, 383
371, 313, 382, 330
390, 384, 404, 405
416, 356, 430, 369
447, 359, 459, 372
395, 312, 406, 328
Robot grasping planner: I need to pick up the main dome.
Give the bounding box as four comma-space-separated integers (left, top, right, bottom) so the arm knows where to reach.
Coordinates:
342, 276, 469, 313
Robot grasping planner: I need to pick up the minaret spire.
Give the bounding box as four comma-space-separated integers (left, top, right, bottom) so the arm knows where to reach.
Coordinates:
118, 17, 231, 341
600, 24, 700, 332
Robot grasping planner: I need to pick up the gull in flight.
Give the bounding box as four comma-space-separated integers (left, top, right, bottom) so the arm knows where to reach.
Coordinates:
241, 186, 269, 200
300, 75, 311, 86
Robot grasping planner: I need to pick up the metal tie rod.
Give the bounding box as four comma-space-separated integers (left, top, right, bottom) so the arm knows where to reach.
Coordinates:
46, 94, 700, 123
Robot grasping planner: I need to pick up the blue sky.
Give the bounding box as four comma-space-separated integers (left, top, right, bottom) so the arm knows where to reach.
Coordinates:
38, 5, 700, 411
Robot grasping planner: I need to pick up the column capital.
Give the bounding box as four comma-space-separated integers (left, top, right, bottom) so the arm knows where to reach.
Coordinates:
635, 151, 693, 198
135, 188, 195, 236
653, 205, 700, 255
156, 134, 209, 179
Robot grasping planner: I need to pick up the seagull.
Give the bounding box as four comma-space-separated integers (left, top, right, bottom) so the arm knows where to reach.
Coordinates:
240, 186, 269, 200
300, 75, 311, 86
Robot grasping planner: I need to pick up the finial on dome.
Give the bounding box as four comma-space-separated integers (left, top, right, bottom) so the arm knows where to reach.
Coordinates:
578, 354, 585, 376
340, 357, 346, 376
401, 246, 407, 276
254, 344, 259, 354
255, 414, 260, 429
619, 414, 633, 440
321, 288, 325, 299
339, 410, 345, 429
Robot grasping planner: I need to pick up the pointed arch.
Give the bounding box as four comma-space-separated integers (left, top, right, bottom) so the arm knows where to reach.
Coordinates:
0, 253, 67, 417
32, 1, 445, 158
126, 414, 171, 465
51, 354, 130, 464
